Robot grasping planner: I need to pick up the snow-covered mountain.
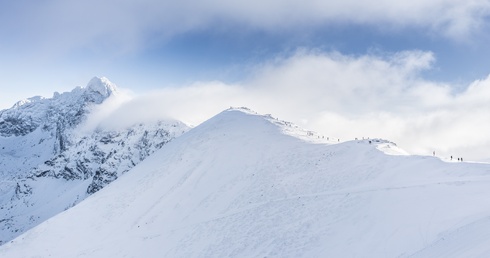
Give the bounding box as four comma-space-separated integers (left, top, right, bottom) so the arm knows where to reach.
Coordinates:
1, 107, 490, 257
0, 78, 189, 244
0, 77, 117, 179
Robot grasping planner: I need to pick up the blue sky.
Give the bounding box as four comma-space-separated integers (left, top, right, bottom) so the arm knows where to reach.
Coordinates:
1, 0, 490, 102
2, 0, 490, 160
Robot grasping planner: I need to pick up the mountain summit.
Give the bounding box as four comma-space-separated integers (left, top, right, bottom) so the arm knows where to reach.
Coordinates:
1, 108, 490, 257
85, 76, 118, 100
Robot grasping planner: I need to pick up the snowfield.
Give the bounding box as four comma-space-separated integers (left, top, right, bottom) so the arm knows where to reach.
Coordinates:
1, 108, 490, 257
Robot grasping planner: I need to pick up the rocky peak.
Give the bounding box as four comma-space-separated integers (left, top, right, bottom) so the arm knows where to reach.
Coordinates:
86, 77, 117, 95
0, 77, 117, 137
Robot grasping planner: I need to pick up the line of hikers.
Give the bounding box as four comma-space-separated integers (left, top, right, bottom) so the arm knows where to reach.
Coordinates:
451, 156, 463, 162
434, 151, 463, 162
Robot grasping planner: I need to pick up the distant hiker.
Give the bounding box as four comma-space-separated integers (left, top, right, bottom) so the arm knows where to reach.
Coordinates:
457, 158, 460, 161
461, 157, 463, 162
433, 151, 435, 156
450, 156, 453, 161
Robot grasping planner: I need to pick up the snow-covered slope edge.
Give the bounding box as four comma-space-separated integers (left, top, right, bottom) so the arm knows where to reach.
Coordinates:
0, 78, 189, 244
2, 108, 490, 257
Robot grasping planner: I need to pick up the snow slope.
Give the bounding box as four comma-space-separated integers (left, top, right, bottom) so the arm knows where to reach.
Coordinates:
1, 108, 490, 257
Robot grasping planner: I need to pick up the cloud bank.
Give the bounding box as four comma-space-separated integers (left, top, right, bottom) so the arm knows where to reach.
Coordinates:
2, 0, 489, 55
89, 49, 490, 161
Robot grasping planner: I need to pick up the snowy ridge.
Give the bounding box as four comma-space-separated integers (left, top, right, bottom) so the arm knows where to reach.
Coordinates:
229, 106, 337, 144
228, 107, 400, 156
1, 108, 490, 257
0, 78, 189, 244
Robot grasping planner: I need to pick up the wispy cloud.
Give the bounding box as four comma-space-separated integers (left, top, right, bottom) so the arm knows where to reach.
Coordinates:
1, 0, 489, 55
88, 49, 490, 160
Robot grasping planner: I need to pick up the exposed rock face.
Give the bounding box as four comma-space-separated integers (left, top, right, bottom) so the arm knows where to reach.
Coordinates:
0, 77, 189, 245
0, 77, 115, 138
34, 121, 186, 193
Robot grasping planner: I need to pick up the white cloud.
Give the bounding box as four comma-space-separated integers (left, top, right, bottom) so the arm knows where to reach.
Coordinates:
1, 0, 489, 55
80, 80, 247, 131
77, 87, 135, 133
89, 49, 490, 161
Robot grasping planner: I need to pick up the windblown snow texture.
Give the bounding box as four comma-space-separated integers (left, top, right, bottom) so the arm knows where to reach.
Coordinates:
1, 108, 490, 257
0, 78, 189, 244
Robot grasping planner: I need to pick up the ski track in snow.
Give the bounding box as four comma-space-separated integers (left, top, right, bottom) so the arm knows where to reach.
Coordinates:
190, 175, 490, 230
